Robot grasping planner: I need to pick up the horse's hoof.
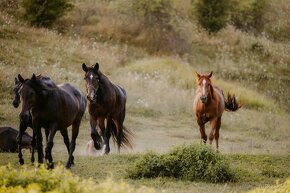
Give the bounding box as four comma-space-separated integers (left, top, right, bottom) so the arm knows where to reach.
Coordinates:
65, 163, 71, 169
19, 159, 24, 165
47, 163, 54, 170
94, 142, 101, 150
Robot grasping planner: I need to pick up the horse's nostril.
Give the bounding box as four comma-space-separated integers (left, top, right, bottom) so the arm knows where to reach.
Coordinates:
20, 113, 29, 122
200, 96, 207, 103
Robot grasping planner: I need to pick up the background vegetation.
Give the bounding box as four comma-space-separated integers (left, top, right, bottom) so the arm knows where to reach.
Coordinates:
0, 0, 289, 192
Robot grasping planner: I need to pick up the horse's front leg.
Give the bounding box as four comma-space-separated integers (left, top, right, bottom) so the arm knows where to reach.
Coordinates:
90, 118, 101, 150
197, 118, 207, 144
17, 121, 27, 165
45, 125, 57, 169
30, 131, 36, 163
104, 119, 113, 154
34, 125, 44, 165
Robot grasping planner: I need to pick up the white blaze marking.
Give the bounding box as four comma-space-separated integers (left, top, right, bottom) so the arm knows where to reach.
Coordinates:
202, 79, 206, 95
90, 74, 93, 80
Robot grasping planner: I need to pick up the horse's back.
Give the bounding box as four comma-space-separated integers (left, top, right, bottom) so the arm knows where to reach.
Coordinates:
58, 83, 87, 114
213, 86, 225, 111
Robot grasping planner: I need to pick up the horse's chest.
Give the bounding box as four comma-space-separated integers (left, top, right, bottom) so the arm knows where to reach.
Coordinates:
89, 105, 109, 117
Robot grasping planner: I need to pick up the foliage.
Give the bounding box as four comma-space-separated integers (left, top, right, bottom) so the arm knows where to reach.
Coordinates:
22, 0, 73, 27
128, 0, 187, 54
0, 164, 161, 193
126, 144, 236, 183
193, 0, 230, 33
230, 0, 269, 34
247, 178, 290, 193
0, 0, 19, 15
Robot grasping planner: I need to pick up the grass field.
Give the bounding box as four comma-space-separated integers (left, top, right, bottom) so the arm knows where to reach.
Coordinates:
0, 1, 290, 192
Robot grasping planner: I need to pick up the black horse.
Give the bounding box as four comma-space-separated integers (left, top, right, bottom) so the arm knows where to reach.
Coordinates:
82, 63, 133, 154
18, 74, 86, 168
0, 127, 33, 152
13, 76, 51, 164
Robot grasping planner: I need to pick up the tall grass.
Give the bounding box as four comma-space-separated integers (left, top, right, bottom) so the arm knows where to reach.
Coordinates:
121, 57, 280, 112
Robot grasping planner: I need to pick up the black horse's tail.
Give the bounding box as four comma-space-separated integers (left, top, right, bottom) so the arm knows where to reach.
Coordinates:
224, 92, 242, 111
110, 121, 134, 149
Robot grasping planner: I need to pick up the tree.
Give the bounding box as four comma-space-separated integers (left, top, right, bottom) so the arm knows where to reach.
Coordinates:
22, 0, 73, 27
194, 0, 230, 34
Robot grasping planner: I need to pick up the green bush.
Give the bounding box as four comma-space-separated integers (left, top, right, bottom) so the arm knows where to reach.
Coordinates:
22, 0, 73, 27
0, 165, 159, 193
129, 0, 187, 54
126, 144, 236, 183
193, 0, 230, 34
230, 0, 268, 34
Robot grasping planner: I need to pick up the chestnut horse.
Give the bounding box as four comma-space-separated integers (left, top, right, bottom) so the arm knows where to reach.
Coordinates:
18, 74, 86, 168
82, 63, 133, 154
193, 72, 241, 150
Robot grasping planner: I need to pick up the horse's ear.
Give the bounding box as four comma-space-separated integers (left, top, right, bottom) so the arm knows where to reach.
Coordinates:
31, 73, 37, 82
208, 71, 213, 78
94, 63, 99, 73
18, 74, 25, 83
82, 63, 88, 72
195, 72, 201, 79
14, 77, 19, 84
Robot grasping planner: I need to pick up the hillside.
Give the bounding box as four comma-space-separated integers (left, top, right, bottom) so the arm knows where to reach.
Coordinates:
0, 0, 290, 192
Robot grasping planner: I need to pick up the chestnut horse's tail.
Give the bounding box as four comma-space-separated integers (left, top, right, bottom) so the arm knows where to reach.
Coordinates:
224, 92, 242, 111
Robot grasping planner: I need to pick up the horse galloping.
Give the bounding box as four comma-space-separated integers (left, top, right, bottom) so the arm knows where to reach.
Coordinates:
193, 72, 241, 151
82, 63, 133, 154
18, 74, 86, 168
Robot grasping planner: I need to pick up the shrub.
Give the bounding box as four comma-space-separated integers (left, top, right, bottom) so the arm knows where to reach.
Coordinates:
0, 164, 160, 193
193, 0, 230, 34
129, 0, 187, 54
126, 144, 236, 183
230, 0, 269, 34
22, 0, 73, 27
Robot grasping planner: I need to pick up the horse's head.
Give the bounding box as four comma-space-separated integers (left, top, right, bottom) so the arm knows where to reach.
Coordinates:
18, 74, 44, 122
13, 77, 22, 108
196, 71, 213, 104
82, 63, 100, 103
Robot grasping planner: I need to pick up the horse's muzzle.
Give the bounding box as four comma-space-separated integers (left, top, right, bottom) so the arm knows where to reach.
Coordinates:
200, 95, 207, 104
13, 100, 19, 108
20, 112, 29, 123
86, 95, 96, 103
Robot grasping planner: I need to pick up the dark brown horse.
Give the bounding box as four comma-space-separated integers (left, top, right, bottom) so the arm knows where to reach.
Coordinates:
18, 74, 87, 168
0, 127, 33, 152
13, 76, 51, 164
82, 63, 133, 154
193, 72, 241, 150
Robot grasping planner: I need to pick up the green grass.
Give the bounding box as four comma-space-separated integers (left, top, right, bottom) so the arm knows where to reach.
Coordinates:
0, 1, 290, 193
0, 152, 289, 193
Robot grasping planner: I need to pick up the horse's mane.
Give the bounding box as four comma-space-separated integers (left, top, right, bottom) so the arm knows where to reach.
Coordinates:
25, 77, 58, 97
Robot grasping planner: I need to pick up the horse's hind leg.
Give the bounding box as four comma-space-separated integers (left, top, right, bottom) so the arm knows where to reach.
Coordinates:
113, 115, 124, 153
45, 126, 57, 169
214, 117, 221, 151
209, 119, 216, 146
30, 131, 36, 163
60, 128, 70, 154
66, 120, 80, 169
